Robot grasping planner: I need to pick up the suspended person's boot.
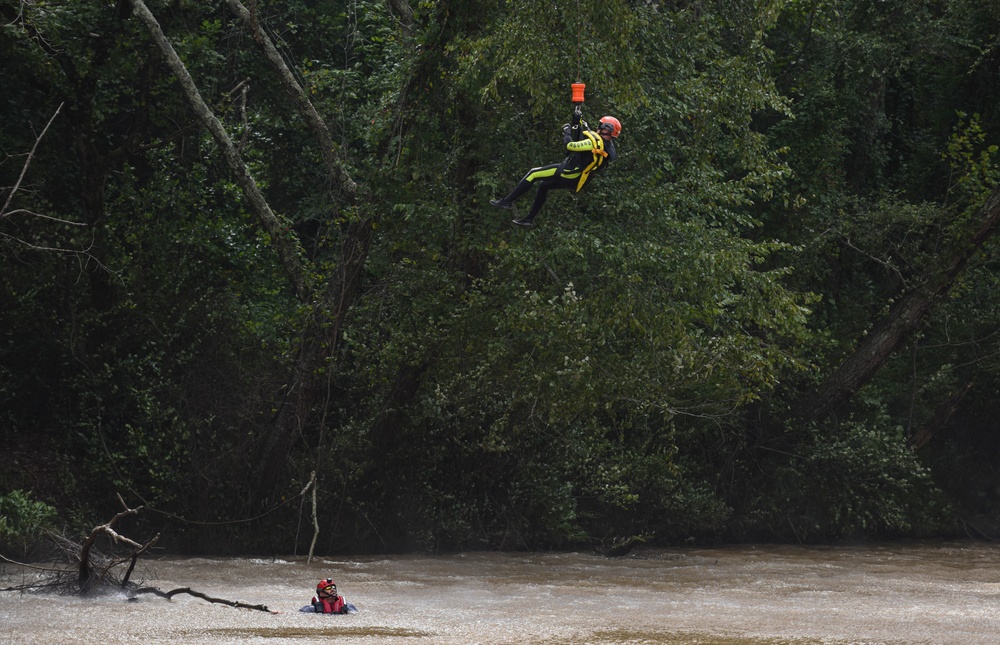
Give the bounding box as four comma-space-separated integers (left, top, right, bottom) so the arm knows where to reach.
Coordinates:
510, 183, 549, 228
490, 178, 532, 210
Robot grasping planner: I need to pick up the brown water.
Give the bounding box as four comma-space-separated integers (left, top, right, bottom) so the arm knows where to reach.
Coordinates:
2, 542, 999, 644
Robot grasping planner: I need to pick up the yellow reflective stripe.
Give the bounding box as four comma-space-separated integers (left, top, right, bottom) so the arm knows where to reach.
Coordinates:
525, 166, 561, 182
566, 133, 609, 157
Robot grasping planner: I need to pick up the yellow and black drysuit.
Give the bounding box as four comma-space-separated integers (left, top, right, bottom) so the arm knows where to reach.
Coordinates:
491, 110, 617, 226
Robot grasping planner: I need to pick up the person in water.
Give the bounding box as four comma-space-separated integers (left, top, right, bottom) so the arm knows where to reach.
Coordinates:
301, 578, 357, 614
490, 107, 621, 227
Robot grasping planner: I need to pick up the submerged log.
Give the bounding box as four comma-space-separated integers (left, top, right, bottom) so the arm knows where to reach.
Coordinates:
130, 586, 273, 613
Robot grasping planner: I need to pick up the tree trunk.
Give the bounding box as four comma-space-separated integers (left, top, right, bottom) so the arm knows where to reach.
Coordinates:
128, 0, 412, 502
795, 186, 1000, 422
127, 0, 309, 301
224, 0, 357, 200
222, 0, 392, 498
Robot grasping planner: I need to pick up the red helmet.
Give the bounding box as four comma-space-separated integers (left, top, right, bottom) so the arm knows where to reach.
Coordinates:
598, 116, 621, 138
317, 578, 337, 597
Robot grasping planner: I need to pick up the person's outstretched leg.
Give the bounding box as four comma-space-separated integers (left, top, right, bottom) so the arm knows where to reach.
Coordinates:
490, 178, 531, 209
513, 173, 579, 226
491, 164, 560, 209
513, 180, 555, 226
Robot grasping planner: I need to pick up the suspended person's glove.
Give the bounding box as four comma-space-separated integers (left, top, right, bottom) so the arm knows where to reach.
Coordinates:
562, 122, 576, 144
567, 110, 583, 142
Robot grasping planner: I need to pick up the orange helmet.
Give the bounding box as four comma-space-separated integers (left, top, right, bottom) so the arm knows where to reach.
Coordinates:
598, 116, 621, 138
316, 579, 337, 597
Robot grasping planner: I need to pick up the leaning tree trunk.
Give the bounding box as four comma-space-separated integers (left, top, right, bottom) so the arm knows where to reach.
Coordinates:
223, 0, 357, 201
222, 0, 396, 498
128, 0, 309, 301
794, 185, 1000, 423
128, 0, 407, 502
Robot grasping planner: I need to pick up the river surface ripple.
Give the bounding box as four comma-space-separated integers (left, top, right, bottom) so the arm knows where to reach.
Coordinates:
2, 542, 999, 644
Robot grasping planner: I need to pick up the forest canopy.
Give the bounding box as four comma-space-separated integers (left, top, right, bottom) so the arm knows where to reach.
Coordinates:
2, 0, 1000, 555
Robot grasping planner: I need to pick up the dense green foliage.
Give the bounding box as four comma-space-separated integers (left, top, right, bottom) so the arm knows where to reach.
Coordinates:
0, 490, 56, 559
2, 0, 998, 555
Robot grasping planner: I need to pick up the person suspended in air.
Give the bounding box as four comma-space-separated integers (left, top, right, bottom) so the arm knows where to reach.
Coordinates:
490, 105, 621, 227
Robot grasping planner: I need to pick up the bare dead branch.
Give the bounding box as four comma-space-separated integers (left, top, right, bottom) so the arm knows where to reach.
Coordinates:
0, 208, 87, 226
78, 495, 155, 591
121, 532, 161, 587
131, 586, 275, 613
2, 539, 85, 594
0, 231, 92, 256
1, 103, 63, 218
307, 470, 319, 563
0, 553, 69, 574
2, 497, 263, 614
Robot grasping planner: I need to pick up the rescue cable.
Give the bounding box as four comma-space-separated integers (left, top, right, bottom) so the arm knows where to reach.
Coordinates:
576, 0, 583, 82
571, 0, 585, 105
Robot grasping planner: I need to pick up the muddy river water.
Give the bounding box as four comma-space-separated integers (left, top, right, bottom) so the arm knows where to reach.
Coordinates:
2, 542, 999, 644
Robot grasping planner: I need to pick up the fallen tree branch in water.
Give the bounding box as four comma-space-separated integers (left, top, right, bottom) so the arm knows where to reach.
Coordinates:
2, 494, 275, 613
0, 554, 68, 574
0, 554, 72, 592
131, 586, 275, 613
78, 494, 160, 593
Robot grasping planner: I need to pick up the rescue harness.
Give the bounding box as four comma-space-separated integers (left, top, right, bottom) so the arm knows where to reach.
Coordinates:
575, 130, 609, 192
